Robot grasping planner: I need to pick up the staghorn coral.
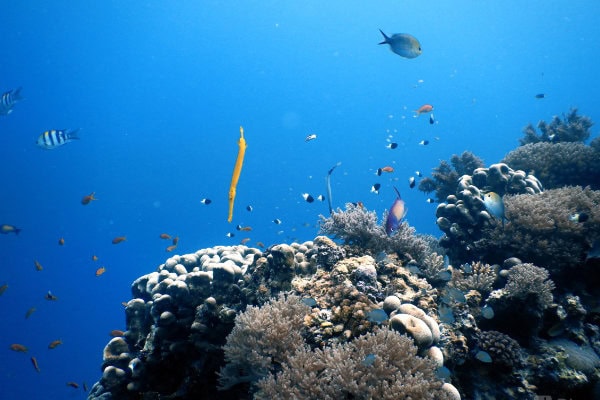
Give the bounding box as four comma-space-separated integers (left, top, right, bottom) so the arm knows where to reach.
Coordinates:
218, 293, 310, 390
519, 108, 593, 145
502, 142, 600, 190
255, 328, 454, 400
475, 186, 600, 273
318, 203, 432, 263
450, 262, 497, 294
418, 151, 485, 203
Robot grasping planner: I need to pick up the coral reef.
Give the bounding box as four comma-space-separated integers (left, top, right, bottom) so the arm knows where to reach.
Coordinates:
435, 162, 543, 265
502, 142, 600, 190
218, 294, 309, 390
318, 203, 432, 263
519, 108, 593, 145
255, 328, 454, 400
418, 151, 485, 203
472, 186, 600, 274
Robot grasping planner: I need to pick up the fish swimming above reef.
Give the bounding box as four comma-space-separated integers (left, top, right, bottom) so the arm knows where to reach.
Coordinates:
386, 142, 398, 149
378, 29, 422, 59
0, 87, 23, 115
371, 183, 381, 194
483, 192, 507, 227
305, 133, 317, 142
1, 224, 21, 235
81, 192, 97, 205
569, 212, 589, 223
535, 93, 545, 99
377, 166, 394, 176
36, 129, 80, 149
385, 187, 407, 235
112, 236, 126, 244
414, 104, 434, 117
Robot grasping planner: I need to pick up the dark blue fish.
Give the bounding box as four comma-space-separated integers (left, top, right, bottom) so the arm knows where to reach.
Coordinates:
385, 187, 407, 236
378, 30, 422, 59
0, 87, 23, 115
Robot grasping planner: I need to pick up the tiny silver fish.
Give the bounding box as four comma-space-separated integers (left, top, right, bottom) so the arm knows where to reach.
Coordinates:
305, 133, 317, 142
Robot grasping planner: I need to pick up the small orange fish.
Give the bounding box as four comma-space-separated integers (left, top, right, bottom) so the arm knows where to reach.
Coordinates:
165, 244, 177, 252
256, 241, 265, 248
380, 166, 394, 173
172, 236, 179, 246
110, 329, 125, 337
414, 104, 434, 116
34, 260, 43, 271
0, 283, 7, 295
66, 382, 79, 389
239, 226, 252, 231
58, 237, 65, 246
45, 291, 58, 301
10, 343, 28, 352
81, 192, 97, 205
31, 356, 40, 372
95, 267, 106, 277
159, 233, 171, 240
25, 307, 36, 319
112, 236, 126, 244
92, 255, 99, 262
48, 339, 63, 349
240, 237, 251, 245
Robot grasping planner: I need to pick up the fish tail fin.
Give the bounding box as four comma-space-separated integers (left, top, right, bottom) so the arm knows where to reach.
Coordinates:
12, 87, 24, 101
68, 128, 81, 140
378, 29, 389, 45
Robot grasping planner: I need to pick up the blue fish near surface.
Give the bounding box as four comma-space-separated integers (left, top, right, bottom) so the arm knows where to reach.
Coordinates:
36, 129, 80, 149
0, 87, 24, 115
483, 192, 507, 227
385, 187, 407, 236
378, 29, 422, 59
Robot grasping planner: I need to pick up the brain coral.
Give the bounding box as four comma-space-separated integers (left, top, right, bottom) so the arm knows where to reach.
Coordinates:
502, 142, 600, 190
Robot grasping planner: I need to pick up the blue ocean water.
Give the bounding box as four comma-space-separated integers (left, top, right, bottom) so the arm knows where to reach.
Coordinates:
0, 1, 598, 398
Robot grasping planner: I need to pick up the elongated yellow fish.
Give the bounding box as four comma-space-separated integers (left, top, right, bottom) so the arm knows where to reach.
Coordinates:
228, 126, 247, 222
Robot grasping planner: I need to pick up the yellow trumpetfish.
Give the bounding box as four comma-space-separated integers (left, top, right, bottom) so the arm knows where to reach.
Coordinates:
228, 126, 247, 222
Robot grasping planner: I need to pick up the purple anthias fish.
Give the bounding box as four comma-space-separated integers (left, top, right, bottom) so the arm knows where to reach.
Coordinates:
385, 187, 407, 235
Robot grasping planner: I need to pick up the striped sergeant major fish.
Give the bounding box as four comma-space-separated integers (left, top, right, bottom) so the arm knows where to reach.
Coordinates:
0, 87, 23, 115
36, 129, 80, 149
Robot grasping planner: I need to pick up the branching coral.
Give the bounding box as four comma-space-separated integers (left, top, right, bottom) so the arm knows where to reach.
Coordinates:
477, 186, 600, 273
255, 328, 453, 400
501, 263, 555, 308
450, 262, 497, 294
502, 142, 600, 190
474, 330, 523, 369
218, 294, 310, 390
418, 151, 485, 203
318, 203, 432, 263
519, 108, 593, 145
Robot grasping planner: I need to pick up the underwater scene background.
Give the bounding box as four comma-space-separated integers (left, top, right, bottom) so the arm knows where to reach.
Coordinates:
1, 1, 599, 399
